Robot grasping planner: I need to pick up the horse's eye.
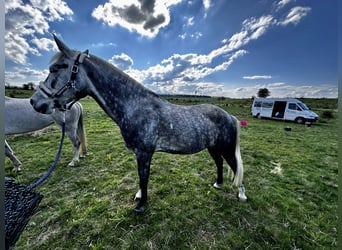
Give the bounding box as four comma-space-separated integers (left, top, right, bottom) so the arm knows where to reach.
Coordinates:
51, 80, 56, 89
49, 63, 68, 73
49, 67, 57, 73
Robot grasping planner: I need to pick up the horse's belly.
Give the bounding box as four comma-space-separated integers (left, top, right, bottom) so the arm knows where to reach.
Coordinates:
155, 133, 213, 154
155, 144, 206, 154
155, 117, 219, 154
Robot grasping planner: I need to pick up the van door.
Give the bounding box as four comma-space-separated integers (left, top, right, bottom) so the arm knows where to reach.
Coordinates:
272, 101, 286, 119
260, 100, 273, 118
285, 102, 301, 121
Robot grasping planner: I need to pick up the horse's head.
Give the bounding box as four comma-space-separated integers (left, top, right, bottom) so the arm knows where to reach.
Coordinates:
30, 34, 89, 114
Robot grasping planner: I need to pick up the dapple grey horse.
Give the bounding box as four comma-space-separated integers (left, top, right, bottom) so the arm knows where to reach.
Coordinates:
5, 96, 87, 171
30, 35, 247, 212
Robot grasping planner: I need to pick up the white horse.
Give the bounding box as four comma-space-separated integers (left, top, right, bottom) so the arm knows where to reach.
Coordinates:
5, 96, 87, 170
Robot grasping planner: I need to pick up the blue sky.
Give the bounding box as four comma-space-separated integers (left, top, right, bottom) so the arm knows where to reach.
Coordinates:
5, 0, 338, 98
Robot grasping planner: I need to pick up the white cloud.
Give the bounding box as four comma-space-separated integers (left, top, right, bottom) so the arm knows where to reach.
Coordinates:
5, 33, 39, 64
119, 2, 316, 98
209, 14, 275, 60
91, 42, 117, 48
6, 0, 328, 99
109, 53, 134, 70
125, 49, 247, 89
243, 75, 272, 80
127, 10, 279, 90
178, 31, 202, 40
178, 33, 187, 39
5, 0, 73, 64
276, 0, 295, 11
30, 0, 73, 21
210, 82, 337, 98
203, 0, 211, 10
92, 0, 183, 38
263, 83, 337, 98
31, 37, 57, 51
278, 6, 311, 26
142, 80, 337, 99
5, 67, 49, 86
187, 16, 194, 26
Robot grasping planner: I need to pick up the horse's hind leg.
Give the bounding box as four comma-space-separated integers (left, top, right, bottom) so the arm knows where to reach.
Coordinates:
222, 152, 247, 202
208, 147, 223, 189
5, 140, 22, 171
76, 105, 87, 158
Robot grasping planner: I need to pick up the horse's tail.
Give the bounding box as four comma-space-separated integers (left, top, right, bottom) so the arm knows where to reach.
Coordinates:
76, 102, 87, 156
232, 116, 244, 187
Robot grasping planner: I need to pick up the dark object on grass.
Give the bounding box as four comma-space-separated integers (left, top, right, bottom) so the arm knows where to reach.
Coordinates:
5, 122, 65, 249
284, 127, 292, 131
5, 178, 43, 250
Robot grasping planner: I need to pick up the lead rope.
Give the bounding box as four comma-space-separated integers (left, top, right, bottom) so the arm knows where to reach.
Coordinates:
28, 112, 66, 190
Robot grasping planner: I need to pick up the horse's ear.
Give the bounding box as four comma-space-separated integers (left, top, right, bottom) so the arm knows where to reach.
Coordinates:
53, 33, 73, 57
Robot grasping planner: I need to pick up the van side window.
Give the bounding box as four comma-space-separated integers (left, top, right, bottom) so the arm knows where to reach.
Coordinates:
254, 101, 262, 107
288, 103, 296, 110
262, 102, 273, 108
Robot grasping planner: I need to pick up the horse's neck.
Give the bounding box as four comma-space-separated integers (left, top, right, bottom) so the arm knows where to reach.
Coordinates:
86, 57, 162, 124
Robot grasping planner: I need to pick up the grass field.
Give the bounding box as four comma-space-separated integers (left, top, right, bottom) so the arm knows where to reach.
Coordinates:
5, 90, 338, 249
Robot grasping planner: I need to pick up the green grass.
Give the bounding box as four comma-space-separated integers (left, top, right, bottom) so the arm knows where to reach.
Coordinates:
5, 95, 337, 249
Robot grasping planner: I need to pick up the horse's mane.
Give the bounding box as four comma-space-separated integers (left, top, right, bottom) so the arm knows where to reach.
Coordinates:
89, 53, 161, 99
50, 50, 161, 100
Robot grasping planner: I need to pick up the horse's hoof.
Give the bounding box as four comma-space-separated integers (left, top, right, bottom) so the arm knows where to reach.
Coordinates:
213, 182, 222, 189
14, 166, 22, 172
238, 193, 248, 202
134, 205, 145, 213
68, 161, 78, 167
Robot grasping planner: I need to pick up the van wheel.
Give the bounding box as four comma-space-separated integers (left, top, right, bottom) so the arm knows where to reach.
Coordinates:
295, 117, 305, 124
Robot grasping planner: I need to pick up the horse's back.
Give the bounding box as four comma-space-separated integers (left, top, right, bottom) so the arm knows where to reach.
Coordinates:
5, 97, 54, 135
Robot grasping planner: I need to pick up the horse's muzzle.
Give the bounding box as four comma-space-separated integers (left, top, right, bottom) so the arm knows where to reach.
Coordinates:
30, 95, 53, 114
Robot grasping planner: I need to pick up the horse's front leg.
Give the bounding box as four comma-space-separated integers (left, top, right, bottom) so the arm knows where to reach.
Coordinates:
66, 131, 80, 167
134, 151, 153, 213
68, 146, 80, 167
5, 140, 22, 171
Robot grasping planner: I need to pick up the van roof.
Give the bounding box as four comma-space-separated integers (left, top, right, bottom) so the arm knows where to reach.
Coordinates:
254, 98, 301, 102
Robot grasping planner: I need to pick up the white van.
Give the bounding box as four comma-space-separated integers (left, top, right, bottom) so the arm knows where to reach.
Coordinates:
251, 98, 319, 124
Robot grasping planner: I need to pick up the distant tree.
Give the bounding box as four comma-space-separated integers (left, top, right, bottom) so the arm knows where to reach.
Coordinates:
23, 82, 35, 90
257, 88, 270, 98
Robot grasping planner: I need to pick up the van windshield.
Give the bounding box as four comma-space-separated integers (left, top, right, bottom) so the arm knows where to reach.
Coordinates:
298, 102, 309, 110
